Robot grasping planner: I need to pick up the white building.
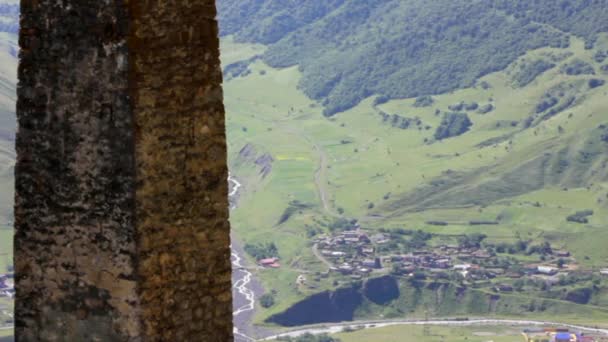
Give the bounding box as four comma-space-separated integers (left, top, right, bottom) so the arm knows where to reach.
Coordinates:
537, 266, 558, 275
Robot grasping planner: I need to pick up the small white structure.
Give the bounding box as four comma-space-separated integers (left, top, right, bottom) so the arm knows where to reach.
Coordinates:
537, 266, 558, 275
453, 264, 472, 271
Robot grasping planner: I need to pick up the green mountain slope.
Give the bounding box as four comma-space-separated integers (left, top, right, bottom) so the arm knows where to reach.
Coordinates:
219, 0, 608, 115
221, 26, 608, 324
0, 32, 16, 228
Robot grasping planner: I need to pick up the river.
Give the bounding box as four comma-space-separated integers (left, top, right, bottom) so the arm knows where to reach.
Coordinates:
229, 174, 270, 341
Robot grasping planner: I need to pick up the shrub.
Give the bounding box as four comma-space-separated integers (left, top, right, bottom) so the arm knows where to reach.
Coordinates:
594, 50, 608, 63
373, 95, 390, 106
469, 220, 498, 225
566, 210, 593, 224
477, 104, 494, 114
589, 78, 606, 89
426, 221, 448, 226
448, 102, 465, 111
565, 287, 593, 304
465, 102, 479, 111
260, 293, 276, 308
413, 95, 434, 107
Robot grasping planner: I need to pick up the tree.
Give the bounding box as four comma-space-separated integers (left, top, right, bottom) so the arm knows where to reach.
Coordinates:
260, 293, 276, 308
434, 111, 473, 140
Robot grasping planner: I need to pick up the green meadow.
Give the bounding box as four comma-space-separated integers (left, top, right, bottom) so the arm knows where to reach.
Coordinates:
334, 325, 526, 342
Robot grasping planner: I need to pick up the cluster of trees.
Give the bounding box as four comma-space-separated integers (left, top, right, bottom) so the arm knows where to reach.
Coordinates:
244, 242, 279, 260
513, 59, 556, 87
566, 210, 593, 224
278, 200, 314, 225
448, 102, 479, 112
413, 96, 434, 108
493, 0, 608, 45
601, 124, 608, 143
528, 82, 582, 127
379, 112, 424, 130
408, 230, 433, 249
328, 218, 358, 233
434, 112, 472, 140
218, 0, 608, 116
511, 272, 601, 305
223, 56, 260, 80
535, 96, 559, 113
457, 233, 487, 248
488, 240, 553, 256
560, 59, 595, 75
374, 229, 433, 253
595, 50, 608, 63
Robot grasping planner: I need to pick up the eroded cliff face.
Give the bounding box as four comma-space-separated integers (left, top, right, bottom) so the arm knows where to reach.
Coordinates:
15, 1, 232, 341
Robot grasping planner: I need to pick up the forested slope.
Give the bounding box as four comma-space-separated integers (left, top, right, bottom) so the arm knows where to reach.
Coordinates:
218, 0, 608, 115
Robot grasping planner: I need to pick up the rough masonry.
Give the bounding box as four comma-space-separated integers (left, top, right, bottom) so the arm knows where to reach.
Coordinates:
15, 0, 233, 341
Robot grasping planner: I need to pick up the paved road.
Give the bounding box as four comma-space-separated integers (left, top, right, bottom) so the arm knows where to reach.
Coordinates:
259, 318, 608, 340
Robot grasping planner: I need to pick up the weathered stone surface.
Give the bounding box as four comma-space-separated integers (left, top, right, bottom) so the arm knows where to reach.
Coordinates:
15, 0, 232, 341
128, 0, 232, 341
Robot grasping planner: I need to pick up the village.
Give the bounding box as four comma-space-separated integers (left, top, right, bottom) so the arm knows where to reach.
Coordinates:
263, 226, 608, 292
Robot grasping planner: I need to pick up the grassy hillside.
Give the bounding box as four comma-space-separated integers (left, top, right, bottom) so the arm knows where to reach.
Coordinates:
0, 3, 18, 34
219, 0, 608, 115
222, 31, 608, 325
0, 32, 15, 231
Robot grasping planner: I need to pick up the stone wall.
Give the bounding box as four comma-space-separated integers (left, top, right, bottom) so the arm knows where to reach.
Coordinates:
15, 0, 232, 341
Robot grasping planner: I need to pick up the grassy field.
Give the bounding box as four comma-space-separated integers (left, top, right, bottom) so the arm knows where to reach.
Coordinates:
0, 33, 16, 229
0, 229, 11, 273
334, 325, 533, 342
222, 33, 608, 324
